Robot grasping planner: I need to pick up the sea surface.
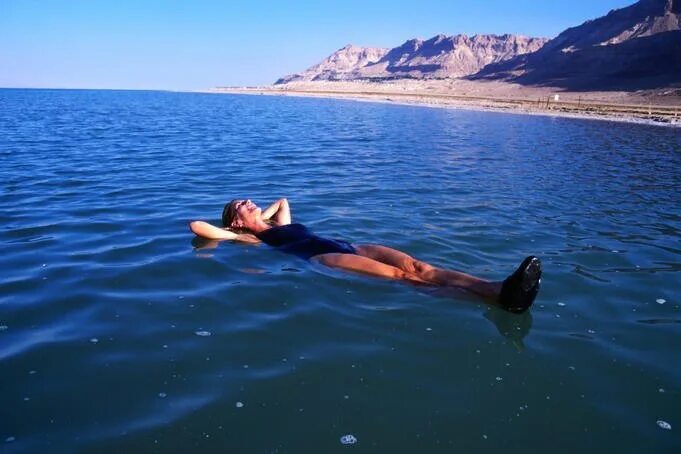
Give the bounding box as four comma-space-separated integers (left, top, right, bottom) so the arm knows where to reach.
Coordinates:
1, 89, 679, 453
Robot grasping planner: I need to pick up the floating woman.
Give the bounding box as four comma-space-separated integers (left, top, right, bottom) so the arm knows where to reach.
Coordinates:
189, 198, 541, 313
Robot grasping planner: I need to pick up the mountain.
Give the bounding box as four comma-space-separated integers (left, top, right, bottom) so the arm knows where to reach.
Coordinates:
356, 34, 548, 80
275, 34, 548, 84
472, 0, 681, 90
276, 45, 389, 84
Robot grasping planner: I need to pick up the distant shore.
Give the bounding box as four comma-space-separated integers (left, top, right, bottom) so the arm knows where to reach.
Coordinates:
209, 80, 681, 127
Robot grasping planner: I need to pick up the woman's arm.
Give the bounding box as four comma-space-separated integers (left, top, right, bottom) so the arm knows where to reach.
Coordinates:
260, 198, 291, 226
189, 221, 260, 243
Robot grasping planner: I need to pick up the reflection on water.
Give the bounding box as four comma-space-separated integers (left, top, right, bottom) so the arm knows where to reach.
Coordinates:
0, 89, 679, 452
484, 308, 533, 350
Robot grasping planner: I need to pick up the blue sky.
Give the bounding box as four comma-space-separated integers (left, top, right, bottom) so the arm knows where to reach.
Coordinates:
1, 0, 634, 90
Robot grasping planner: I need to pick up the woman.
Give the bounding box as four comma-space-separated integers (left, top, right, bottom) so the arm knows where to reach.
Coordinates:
189, 198, 542, 313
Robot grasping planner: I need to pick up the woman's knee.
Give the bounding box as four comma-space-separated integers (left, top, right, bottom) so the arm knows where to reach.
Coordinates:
411, 259, 434, 275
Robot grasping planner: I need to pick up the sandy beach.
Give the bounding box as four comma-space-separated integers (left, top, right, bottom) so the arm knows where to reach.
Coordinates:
211, 80, 681, 127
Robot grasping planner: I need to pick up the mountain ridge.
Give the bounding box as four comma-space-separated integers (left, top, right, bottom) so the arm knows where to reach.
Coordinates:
275, 0, 681, 91
276, 34, 547, 84
470, 0, 681, 89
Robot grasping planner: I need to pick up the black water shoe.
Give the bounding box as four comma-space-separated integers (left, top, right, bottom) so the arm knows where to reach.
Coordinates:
499, 256, 542, 313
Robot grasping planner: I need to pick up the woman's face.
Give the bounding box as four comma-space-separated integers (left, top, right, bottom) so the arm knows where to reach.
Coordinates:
232, 199, 261, 227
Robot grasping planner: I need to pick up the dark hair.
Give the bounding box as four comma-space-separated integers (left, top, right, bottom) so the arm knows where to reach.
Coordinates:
222, 199, 240, 227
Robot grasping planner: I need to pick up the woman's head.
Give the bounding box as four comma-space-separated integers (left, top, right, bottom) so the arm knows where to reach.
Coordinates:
222, 199, 240, 227
222, 199, 261, 229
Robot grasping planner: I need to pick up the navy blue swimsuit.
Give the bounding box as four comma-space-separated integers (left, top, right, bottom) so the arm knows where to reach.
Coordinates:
255, 223, 357, 260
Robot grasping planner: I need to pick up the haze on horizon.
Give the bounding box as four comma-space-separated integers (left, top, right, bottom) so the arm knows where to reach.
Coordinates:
1, 0, 635, 91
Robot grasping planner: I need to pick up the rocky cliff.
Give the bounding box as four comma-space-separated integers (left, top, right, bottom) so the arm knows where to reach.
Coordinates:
276, 34, 548, 84
472, 0, 681, 90
276, 45, 389, 84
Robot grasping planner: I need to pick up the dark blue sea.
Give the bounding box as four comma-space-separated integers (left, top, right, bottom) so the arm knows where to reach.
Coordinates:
1, 89, 680, 452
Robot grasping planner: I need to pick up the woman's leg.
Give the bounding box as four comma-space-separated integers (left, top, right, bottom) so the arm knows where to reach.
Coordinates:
311, 253, 431, 285
354, 244, 501, 298
314, 247, 542, 314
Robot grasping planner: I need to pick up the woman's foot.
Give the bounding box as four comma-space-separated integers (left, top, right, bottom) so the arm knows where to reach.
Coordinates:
498, 256, 542, 313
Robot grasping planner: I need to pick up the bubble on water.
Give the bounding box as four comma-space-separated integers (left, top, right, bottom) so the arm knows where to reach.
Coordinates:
29, 370, 37, 375
90, 338, 99, 343
0, 325, 8, 331
557, 302, 566, 307
235, 401, 244, 408
5, 437, 15, 443
482, 434, 488, 440
656, 420, 671, 430
656, 299, 666, 305
340, 434, 357, 445
344, 395, 350, 399
587, 329, 596, 334
495, 377, 503, 382
658, 388, 665, 393
195, 331, 211, 337
158, 392, 167, 398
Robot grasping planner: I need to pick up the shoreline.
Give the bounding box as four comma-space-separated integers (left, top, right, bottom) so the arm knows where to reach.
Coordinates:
208, 84, 681, 128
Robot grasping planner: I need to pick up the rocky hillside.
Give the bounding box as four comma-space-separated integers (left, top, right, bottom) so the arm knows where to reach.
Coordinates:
276, 45, 389, 84
276, 34, 548, 84
472, 0, 681, 89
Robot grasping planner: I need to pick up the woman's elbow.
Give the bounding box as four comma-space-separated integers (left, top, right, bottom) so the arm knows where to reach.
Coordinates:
189, 220, 204, 236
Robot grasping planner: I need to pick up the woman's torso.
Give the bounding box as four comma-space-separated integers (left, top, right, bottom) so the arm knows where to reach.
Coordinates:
255, 223, 356, 259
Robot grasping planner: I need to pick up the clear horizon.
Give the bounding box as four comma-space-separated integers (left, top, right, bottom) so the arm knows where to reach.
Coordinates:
1, 0, 635, 91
